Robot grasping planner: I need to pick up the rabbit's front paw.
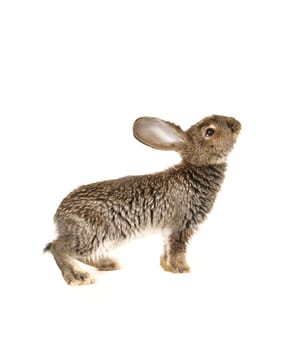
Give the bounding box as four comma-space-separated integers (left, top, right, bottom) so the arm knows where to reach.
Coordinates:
160, 255, 190, 273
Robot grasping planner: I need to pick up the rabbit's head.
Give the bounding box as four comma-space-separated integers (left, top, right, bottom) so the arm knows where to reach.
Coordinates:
133, 115, 241, 166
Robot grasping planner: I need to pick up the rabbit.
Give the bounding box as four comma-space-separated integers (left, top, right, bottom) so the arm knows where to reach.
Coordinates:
44, 114, 241, 285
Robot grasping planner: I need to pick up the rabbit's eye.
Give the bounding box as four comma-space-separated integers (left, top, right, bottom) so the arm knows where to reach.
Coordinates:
205, 128, 215, 137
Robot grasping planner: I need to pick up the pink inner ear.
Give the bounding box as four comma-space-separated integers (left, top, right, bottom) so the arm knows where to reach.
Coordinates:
134, 118, 184, 150
147, 124, 184, 144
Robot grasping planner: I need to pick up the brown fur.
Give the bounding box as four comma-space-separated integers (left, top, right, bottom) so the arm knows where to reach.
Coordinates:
44, 115, 241, 285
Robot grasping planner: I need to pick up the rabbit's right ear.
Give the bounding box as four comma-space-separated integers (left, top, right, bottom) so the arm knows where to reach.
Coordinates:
133, 117, 186, 151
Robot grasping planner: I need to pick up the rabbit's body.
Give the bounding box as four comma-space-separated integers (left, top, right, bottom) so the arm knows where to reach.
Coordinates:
45, 115, 241, 285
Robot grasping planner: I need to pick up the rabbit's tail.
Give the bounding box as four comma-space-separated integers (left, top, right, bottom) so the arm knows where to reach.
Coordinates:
43, 242, 53, 253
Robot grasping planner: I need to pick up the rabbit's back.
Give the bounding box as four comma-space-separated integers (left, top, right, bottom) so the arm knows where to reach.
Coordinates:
55, 164, 226, 239
55, 174, 174, 231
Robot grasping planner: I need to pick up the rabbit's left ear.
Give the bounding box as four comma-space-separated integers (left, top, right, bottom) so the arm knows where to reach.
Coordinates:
133, 117, 186, 151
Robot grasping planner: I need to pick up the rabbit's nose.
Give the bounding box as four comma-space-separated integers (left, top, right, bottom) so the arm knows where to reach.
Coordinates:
227, 118, 241, 133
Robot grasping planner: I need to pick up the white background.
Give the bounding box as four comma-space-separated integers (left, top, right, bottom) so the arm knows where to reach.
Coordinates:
1, 1, 283, 349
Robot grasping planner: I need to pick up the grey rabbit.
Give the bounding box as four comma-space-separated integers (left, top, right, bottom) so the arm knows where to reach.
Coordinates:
44, 115, 241, 285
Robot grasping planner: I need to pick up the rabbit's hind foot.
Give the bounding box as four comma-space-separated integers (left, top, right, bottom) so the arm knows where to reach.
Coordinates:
79, 256, 121, 271
95, 257, 121, 271
64, 270, 96, 286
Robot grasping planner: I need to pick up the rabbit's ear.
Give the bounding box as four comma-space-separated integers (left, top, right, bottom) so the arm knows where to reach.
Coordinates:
133, 117, 186, 151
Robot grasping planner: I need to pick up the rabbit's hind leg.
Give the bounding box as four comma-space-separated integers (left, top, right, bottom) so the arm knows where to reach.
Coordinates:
45, 239, 96, 285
